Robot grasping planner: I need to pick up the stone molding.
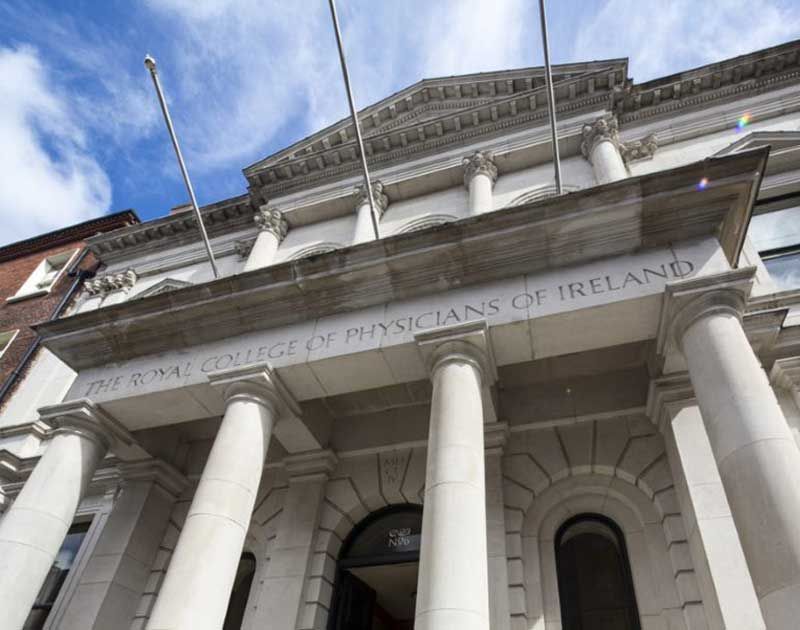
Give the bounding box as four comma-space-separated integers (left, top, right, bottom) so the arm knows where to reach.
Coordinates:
234, 238, 256, 260
283, 449, 338, 483
208, 363, 301, 422
37, 399, 133, 453
84, 269, 137, 296
484, 422, 509, 456
655, 267, 756, 358
462, 150, 498, 188
580, 114, 619, 161
353, 180, 389, 217
770, 357, 800, 392
620, 134, 658, 162
415, 320, 498, 385
118, 458, 188, 497
645, 374, 696, 433
254, 205, 289, 241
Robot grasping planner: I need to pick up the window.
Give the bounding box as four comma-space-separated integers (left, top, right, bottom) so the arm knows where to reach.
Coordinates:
0, 330, 18, 359
23, 521, 90, 630
9, 249, 78, 302
555, 514, 641, 630
749, 205, 800, 290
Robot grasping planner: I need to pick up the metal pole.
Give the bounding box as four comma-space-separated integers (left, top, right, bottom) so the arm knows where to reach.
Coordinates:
327, 0, 380, 240
538, 0, 562, 195
144, 55, 220, 278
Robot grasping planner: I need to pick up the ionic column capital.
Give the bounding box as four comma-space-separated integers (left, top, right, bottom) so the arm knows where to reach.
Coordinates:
656, 268, 755, 358
353, 180, 389, 217
255, 205, 289, 242
37, 399, 133, 453
462, 150, 498, 188
415, 320, 497, 385
580, 114, 620, 162
208, 363, 300, 421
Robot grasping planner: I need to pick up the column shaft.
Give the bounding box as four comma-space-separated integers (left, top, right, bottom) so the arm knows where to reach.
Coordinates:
145, 393, 275, 630
243, 230, 280, 272
0, 430, 107, 630
353, 200, 375, 244
589, 139, 627, 184
682, 310, 800, 628
415, 358, 490, 630
468, 173, 494, 215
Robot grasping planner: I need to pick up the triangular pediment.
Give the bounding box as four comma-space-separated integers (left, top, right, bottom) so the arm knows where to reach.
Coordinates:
243, 59, 629, 196
135, 278, 193, 299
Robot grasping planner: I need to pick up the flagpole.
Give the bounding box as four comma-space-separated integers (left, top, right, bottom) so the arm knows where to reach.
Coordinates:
327, 0, 380, 240
144, 54, 221, 278
538, 0, 562, 195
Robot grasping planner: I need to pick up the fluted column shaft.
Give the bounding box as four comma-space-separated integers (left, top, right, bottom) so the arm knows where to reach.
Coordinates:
677, 291, 800, 628
581, 114, 627, 184
243, 206, 288, 272
146, 368, 291, 630
352, 180, 388, 244
0, 402, 119, 630
462, 150, 498, 215
415, 333, 490, 630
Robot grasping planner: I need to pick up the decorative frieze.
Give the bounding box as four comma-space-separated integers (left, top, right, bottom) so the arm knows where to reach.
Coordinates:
620, 134, 658, 162
462, 150, 498, 188
84, 269, 137, 296
254, 205, 288, 241
353, 180, 389, 217
580, 114, 620, 161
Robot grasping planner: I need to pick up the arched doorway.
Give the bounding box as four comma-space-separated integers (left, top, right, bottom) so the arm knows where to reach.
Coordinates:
328, 505, 422, 630
555, 514, 641, 630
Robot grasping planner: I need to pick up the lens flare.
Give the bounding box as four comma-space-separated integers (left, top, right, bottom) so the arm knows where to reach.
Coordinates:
696, 177, 709, 190
736, 113, 751, 131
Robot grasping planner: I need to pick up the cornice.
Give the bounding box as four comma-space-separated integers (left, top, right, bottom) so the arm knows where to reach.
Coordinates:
33, 150, 767, 371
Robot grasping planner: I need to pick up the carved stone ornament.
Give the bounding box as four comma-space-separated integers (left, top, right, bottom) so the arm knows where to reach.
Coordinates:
620, 133, 658, 163
462, 150, 498, 188
580, 114, 620, 160
84, 269, 137, 296
234, 239, 255, 260
254, 206, 289, 241
353, 180, 389, 217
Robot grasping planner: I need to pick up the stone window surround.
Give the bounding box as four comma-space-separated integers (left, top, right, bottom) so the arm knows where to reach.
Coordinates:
0, 329, 19, 360
7, 248, 79, 304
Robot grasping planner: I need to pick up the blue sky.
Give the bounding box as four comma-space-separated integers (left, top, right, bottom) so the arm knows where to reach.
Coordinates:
1, 0, 799, 245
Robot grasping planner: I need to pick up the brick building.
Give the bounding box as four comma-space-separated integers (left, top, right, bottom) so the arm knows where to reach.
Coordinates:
0, 211, 139, 406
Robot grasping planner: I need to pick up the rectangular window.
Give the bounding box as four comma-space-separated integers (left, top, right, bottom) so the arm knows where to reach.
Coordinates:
23, 521, 91, 630
0, 330, 18, 359
8, 249, 78, 303
750, 205, 800, 290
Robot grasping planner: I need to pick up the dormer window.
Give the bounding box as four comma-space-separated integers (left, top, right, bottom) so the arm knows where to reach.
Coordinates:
7, 249, 78, 303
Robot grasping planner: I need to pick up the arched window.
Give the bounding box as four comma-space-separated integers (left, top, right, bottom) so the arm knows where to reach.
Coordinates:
223, 552, 256, 630
555, 514, 641, 630
328, 505, 422, 630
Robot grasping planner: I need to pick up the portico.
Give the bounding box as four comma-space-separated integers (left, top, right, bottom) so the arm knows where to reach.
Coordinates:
3, 147, 800, 630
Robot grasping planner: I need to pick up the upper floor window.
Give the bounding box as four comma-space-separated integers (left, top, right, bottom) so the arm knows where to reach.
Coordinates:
23, 521, 90, 630
749, 204, 800, 290
0, 329, 18, 359
8, 249, 78, 303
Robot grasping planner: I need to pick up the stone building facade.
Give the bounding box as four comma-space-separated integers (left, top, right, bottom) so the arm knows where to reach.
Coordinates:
1, 40, 800, 630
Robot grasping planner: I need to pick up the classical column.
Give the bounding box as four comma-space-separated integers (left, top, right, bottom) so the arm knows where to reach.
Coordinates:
145, 364, 299, 630
243, 205, 288, 272
580, 114, 627, 184
0, 400, 131, 630
462, 150, 498, 215
649, 378, 765, 630
485, 423, 511, 630
352, 180, 388, 244
415, 322, 495, 630
667, 279, 800, 628
771, 358, 800, 450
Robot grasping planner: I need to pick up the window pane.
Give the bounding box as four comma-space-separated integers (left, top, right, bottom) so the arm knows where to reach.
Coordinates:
764, 253, 800, 290
749, 206, 800, 252
23, 522, 90, 630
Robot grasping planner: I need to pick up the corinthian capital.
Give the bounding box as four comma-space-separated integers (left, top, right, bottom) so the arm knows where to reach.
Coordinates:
580, 114, 620, 161
462, 150, 498, 188
354, 180, 389, 217
255, 205, 288, 241
84, 269, 137, 296
620, 134, 658, 163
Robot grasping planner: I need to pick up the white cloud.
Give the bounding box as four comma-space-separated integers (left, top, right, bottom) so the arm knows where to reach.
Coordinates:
573, 0, 800, 81
0, 46, 111, 246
